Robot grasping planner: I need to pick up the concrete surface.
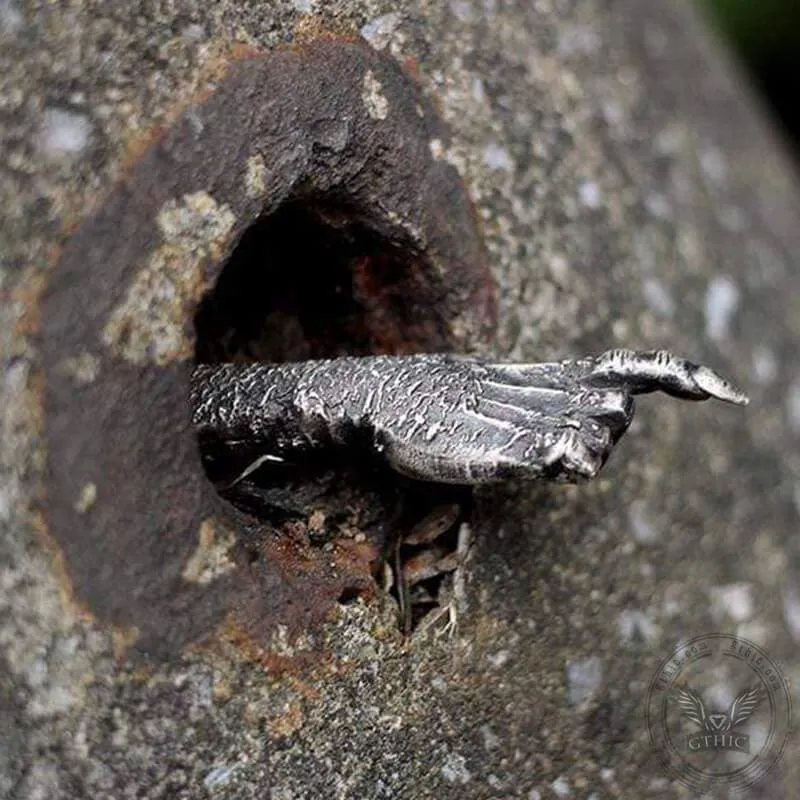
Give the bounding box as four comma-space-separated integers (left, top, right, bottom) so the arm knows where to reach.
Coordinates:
1, 0, 799, 797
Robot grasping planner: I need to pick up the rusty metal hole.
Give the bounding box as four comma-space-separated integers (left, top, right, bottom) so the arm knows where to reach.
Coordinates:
42, 38, 497, 655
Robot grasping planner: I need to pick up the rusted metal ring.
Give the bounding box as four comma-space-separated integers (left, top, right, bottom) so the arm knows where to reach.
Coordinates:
41, 38, 496, 656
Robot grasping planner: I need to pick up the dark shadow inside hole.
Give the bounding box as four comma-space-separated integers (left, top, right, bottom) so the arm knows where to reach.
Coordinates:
194, 198, 447, 366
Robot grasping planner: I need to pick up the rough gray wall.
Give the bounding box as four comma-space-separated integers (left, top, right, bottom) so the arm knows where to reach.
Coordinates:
2, 0, 799, 798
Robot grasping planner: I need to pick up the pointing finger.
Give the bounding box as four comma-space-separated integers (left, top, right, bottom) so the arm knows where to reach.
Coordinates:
585, 350, 749, 405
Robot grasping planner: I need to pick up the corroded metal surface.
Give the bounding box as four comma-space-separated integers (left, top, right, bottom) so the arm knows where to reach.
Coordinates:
39, 38, 496, 656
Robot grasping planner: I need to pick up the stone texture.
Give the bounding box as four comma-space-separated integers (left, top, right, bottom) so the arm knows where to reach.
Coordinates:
2, 0, 799, 798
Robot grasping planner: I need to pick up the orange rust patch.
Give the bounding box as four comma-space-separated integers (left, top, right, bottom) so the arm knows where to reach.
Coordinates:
293, 15, 360, 44
119, 123, 169, 177
267, 696, 307, 739
119, 39, 265, 178
401, 56, 421, 79
111, 625, 142, 663
214, 613, 266, 664
28, 509, 85, 615
208, 613, 331, 679
10, 270, 46, 340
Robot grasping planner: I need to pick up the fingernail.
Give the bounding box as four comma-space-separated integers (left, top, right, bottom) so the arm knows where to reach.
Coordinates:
693, 365, 750, 406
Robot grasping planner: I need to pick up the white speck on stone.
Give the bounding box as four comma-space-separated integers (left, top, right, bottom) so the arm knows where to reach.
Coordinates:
451, 0, 472, 22
204, 765, 235, 789
746, 720, 770, 753
709, 583, 753, 624
787, 380, 800, 433
429, 138, 445, 160
551, 776, 572, 797
617, 609, 659, 644
705, 275, 740, 343
704, 681, 734, 712
73, 483, 97, 514
37, 108, 92, 157
641, 277, 675, 317
0, 0, 23, 32
425, 422, 442, 441
471, 77, 486, 103
156, 191, 236, 245
360, 12, 401, 49
479, 724, 500, 750
566, 656, 603, 707
441, 752, 471, 784
751, 346, 778, 386
182, 519, 238, 585
487, 649, 510, 668
244, 153, 267, 200
0, 485, 10, 524
58, 351, 101, 384
719, 205, 746, 232
181, 23, 206, 40
700, 146, 727, 183
578, 180, 601, 208
736, 620, 768, 645
483, 143, 514, 172
528, 791, 542, 800
291, 0, 313, 12
557, 25, 601, 56
655, 123, 685, 155
549, 253, 571, 286
185, 109, 203, 137
628, 500, 659, 544
27, 654, 47, 688
362, 70, 389, 120
645, 193, 671, 219
647, 777, 670, 791
782, 584, 800, 643
600, 768, 615, 783
602, 99, 625, 129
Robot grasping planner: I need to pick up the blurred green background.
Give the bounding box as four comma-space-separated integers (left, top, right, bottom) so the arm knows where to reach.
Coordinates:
699, 0, 800, 158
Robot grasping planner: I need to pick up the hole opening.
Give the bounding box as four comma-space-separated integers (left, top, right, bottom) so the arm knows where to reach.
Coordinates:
192, 196, 471, 634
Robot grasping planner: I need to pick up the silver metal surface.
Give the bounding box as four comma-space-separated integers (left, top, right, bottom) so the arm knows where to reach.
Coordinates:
191, 350, 747, 485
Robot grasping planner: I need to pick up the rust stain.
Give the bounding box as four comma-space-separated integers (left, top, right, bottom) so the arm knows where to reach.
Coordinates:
10, 269, 46, 340
29, 509, 85, 618
401, 56, 421, 79
119, 39, 266, 178
293, 16, 359, 44
208, 614, 333, 678
118, 118, 169, 177
267, 696, 307, 739
111, 626, 142, 663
